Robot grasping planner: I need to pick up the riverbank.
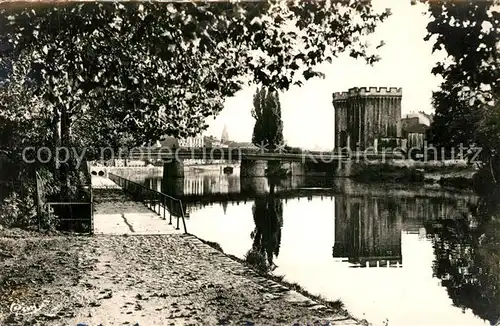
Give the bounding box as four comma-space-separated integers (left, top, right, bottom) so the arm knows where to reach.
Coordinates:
197, 237, 347, 313
349, 160, 478, 190
0, 229, 363, 325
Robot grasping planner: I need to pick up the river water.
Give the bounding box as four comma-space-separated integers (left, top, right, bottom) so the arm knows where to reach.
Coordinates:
134, 168, 499, 326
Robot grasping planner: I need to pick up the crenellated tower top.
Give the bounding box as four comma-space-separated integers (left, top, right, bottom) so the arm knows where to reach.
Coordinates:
348, 87, 402, 97
333, 87, 402, 102
332, 91, 349, 102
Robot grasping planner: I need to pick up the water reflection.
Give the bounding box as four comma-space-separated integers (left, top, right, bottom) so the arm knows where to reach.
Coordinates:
148, 172, 334, 216
245, 180, 283, 273
332, 195, 478, 269
140, 171, 499, 326
333, 196, 403, 267
158, 173, 241, 197
425, 195, 500, 325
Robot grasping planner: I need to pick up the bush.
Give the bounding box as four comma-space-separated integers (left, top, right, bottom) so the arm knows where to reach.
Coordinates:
0, 188, 36, 228
0, 158, 94, 231
244, 249, 270, 274
473, 169, 497, 196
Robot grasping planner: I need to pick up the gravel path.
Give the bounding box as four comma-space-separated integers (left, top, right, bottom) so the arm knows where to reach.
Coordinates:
0, 231, 361, 326
0, 177, 362, 325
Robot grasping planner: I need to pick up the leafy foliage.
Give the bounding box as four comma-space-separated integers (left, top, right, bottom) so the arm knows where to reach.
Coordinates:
423, 1, 500, 182
0, 183, 36, 228
0, 1, 390, 219
0, 54, 54, 179
0, 1, 390, 154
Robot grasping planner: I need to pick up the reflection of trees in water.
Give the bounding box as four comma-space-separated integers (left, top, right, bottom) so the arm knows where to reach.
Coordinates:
245, 183, 283, 273
426, 194, 500, 325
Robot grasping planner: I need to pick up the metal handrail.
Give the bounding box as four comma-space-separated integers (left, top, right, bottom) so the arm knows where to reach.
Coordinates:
108, 173, 188, 234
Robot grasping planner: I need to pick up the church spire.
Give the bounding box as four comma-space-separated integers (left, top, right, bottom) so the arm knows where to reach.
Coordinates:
221, 124, 229, 143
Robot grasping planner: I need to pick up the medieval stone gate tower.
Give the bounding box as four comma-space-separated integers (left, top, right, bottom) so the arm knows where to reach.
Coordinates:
333, 87, 402, 151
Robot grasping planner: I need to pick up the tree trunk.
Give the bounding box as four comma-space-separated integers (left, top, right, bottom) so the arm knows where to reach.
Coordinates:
490, 154, 498, 185
52, 106, 61, 178
60, 106, 72, 199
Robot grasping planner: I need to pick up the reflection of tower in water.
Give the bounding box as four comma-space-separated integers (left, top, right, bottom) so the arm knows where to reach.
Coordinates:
332, 196, 403, 268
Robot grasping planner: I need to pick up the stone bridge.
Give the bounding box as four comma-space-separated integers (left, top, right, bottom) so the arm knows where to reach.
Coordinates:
90, 148, 403, 179
151, 148, 354, 178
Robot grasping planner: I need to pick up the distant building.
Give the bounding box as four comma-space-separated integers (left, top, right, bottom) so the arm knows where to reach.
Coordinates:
404, 111, 433, 127
208, 138, 226, 148
161, 135, 204, 148
401, 113, 430, 149
227, 141, 255, 149
178, 136, 204, 148
159, 136, 179, 148
333, 87, 402, 150
203, 136, 216, 147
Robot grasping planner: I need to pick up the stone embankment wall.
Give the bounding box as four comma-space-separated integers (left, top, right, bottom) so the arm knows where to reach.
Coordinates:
90, 166, 163, 179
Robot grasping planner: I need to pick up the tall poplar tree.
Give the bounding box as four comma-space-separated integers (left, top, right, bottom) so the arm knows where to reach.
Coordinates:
251, 87, 284, 152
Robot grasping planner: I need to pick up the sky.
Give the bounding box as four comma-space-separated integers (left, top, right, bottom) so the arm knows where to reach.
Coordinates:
205, 0, 446, 150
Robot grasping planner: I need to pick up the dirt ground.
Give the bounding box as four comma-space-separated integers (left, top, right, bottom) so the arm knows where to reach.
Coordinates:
0, 229, 363, 326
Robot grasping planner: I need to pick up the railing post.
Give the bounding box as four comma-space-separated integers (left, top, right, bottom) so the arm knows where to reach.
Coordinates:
176, 207, 180, 230
90, 201, 94, 235
163, 196, 166, 219
154, 193, 156, 212
37, 208, 41, 232
157, 193, 161, 214
70, 206, 73, 232
169, 198, 172, 225
147, 188, 151, 209
179, 202, 188, 234
48, 204, 51, 229
148, 189, 151, 209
